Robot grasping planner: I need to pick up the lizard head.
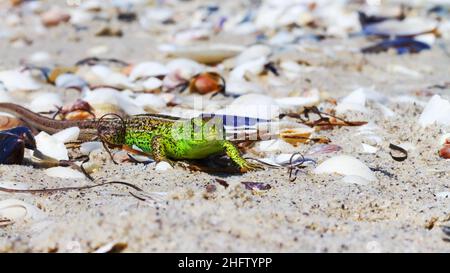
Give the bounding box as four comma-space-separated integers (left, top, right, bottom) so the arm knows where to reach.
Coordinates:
96, 114, 126, 146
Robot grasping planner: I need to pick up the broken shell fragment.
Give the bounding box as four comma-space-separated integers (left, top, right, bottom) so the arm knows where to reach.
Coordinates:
313, 155, 377, 181
362, 143, 378, 154
0, 181, 29, 192
418, 95, 450, 127
336, 88, 368, 114
52, 127, 80, 143
35, 132, 69, 161
0, 199, 45, 223
229, 57, 266, 81
234, 44, 272, 66
44, 167, 86, 179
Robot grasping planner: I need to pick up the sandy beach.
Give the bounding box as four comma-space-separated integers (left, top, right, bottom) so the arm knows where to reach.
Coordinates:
0, 0, 449, 253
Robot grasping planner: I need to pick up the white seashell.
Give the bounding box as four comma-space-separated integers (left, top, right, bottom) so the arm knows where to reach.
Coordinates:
255, 139, 295, 153
29, 93, 62, 112
134, 94, 166, 111
362, 143, 378, 154
166, 58, 204, 80
364, 17, 437, 37
44, 167, 85, 179
80, 141, 102, 155
155, 161, 173, 172
28, 51, 52, 64
255, 4, 284, 29
0, 70, 42, 92
87, 45, 109, 56
418, 95, 450, 127
83, 87, 119, 105
163, 44, 244, 64
69, 10, 92, 25
55, 74, 87, 89
234, 44, 272, 66
340, 175, 370, 186
336, 88, 367, 114
141, 77, 163, 91
216, 94, 280, 120
0, 199, 45, 222
415, 33, 436, 46
321, 7, 360, 37
83, 88, 145, 115
314, 155, 377, 181
129, 62, 169, 81
93, 241, 127, 253
435, 192, 450, 199
0, 181, 29, 191
52, 127, 80, 143
89, 65, 135, 89
276, 89, 320, 111
229, 57, 266, 81
35, 132, 68, 160
225, 80, 264, 96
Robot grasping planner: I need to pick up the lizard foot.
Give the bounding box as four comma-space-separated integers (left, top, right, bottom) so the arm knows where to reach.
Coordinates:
239, 160, 265, 173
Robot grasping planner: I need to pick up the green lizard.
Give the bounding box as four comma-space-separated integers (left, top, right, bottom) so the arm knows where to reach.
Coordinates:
0, 103, 262, 172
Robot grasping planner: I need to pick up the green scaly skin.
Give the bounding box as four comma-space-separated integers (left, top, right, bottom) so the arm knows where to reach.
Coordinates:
100, 115, 262, 172
0, 103, 261, 172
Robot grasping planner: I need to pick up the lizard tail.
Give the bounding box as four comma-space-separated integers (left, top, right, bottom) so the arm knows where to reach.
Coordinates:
0, 102, 98, 139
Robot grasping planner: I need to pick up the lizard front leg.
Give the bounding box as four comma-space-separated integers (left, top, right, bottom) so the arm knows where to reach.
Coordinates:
151, 135, 174, 166
222, 141, 263, 173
